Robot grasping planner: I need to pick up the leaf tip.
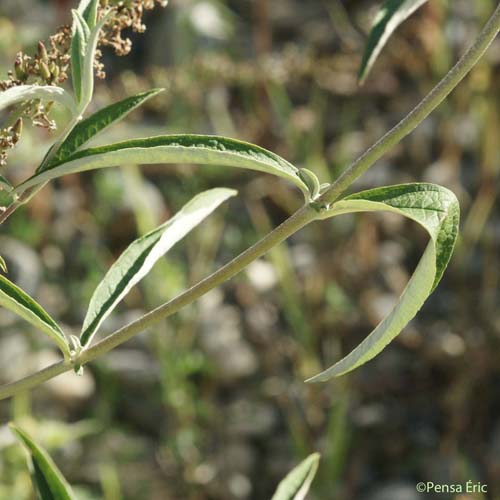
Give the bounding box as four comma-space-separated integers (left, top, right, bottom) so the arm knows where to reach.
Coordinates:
304, 373, 327, 384
8, 422, 24, 440
305, 357, 351, 382
357, 71, 368, 86
357, 53, 373, 86
208, 187, 238, 202
222, 187, 238, 198
70, 9, 81, 25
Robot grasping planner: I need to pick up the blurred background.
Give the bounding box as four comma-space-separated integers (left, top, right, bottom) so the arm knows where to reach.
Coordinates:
0, 0, 499, 499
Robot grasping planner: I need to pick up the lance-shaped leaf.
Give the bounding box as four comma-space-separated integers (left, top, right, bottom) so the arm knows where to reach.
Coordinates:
39, 89, 164, 172
0, 274, 69, 357
358, 0, 429, 84
70, 9, 89, 104
80, 187, 236, 346
79, 13, 109, 112
78, 0, 98, 29
0, 85, 77, 114
307, 183, 459, 382
9, 423, 76, 500
271, 453, 320, 500
16, 135, 309, 196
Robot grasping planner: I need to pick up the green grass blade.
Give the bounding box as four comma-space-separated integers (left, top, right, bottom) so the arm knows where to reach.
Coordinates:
9, 423, 77, 500
80, 187, 237, 347
271, 453, 320, 500
16, 135, 309, 195
358, 0, 429, 84
0, 85, 77, 114
308, 183, 459, 381
0, 274, 69, 357
39, 89, 164, 172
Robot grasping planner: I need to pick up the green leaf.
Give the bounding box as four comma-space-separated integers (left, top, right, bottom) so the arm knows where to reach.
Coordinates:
0, 255, 7, 273
9, 423, 76, 500
80, 187, 237, 347
78, 0, 99, 29
16, 135, 309, 195
0, 274, 69, 357
79, 13, 109, 111
307, 183, 459, 381
358, 0, 429, 84
70, 10, 88, 104
0, 85, 77, 114
271, 453, 320, 500
39, 89, 164, 172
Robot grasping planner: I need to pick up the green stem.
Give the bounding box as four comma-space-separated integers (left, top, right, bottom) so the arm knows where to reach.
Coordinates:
318, 2, 500, 206
0, 361, 70, 400
0, 4, 499, 400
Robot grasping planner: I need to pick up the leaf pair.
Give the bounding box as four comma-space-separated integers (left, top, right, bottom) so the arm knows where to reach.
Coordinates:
307, 183, 459, 381
20, 181, 458, 376
358, 0, 429, 84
